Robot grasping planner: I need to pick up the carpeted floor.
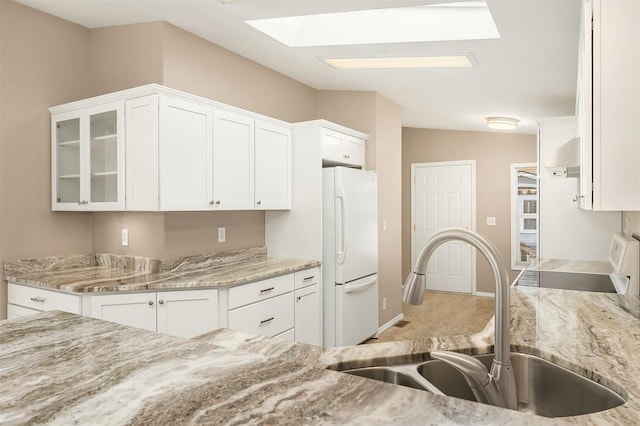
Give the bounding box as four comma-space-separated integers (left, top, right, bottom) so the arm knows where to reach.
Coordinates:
365, 291, 495, 344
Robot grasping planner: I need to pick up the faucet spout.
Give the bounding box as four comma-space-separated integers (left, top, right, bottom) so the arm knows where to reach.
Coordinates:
403, 227, 517, 410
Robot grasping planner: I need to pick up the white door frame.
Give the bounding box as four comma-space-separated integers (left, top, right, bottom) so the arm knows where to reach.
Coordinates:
411, 160, 478, 294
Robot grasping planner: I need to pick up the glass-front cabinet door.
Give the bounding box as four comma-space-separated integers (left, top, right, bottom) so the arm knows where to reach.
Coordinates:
52, 101, 125, 211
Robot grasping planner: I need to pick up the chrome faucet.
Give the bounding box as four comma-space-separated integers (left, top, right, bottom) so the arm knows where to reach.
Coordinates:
403, 227, 517, 410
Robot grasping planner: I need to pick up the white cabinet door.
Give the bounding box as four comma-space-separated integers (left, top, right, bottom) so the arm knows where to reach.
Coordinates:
294, 283, 321, 345
212, 108, 255, 210
126, 95, 159, 211
321, 128, 345, 164
52, 101, 125, 211
342, 136, 365, 167
159, 96, 213, 211
580, 0, 640, 210
321, 128, 365, 167
156, 289, 218, 338
254, 120, 291, 210
89, 293, 157, 332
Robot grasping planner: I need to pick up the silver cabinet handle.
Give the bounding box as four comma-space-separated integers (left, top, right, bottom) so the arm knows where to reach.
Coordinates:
297, 292, 316, 302
77, 200, 88, 206
256, 200, 262, 206
259, 317, 274, 325
302, 276, 315, 282
215, 200, 221, 205
30, 297, 45, 303
259, 287, 275, 294
209, 200, 214, 205
158, 299, 165, 305
148, 300, 154, 306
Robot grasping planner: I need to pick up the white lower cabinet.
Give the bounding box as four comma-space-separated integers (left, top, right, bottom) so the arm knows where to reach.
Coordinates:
89, 292, 157, 332
294, 284, 321, 345
7, 267, 320, 344
156, 290, 218, 338
88, 290, 219, 338
7, 283, 81, 319
228, 292, 294, 337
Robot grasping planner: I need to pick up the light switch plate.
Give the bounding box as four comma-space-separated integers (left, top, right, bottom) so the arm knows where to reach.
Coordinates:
486, 217, 497, 226
218, 227, 226, 243
121, 229, 129, 246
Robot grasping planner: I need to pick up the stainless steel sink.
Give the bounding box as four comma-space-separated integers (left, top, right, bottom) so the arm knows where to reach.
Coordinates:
337, 352, 626, 418
418, 352, 626, 418
342, 366, 440, 393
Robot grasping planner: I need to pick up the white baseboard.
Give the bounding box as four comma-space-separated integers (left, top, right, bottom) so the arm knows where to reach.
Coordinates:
373, 312, 404, 338
473, 291, 495, 298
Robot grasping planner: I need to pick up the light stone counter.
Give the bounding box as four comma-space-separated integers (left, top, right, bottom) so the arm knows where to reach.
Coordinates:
528, 258, 613, 274
2, 286, 639, 424
3, 247, 320, 293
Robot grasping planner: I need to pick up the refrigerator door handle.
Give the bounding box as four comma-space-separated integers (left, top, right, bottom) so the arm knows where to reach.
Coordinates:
336, 186, 348, 265
344, 276, 377, 294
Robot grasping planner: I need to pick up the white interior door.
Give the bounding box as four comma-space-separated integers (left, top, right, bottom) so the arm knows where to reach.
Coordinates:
412, 161, 475, 294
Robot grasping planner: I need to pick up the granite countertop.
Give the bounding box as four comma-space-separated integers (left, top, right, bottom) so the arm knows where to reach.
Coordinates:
3, 247, 320, 293
2, 287, 640, 424
528, 258, 614, 274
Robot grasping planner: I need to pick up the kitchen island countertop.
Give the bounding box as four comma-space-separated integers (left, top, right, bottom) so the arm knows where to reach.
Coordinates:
2, 286, 640, 424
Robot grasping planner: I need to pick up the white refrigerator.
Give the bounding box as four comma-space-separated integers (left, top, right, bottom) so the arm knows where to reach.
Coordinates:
322, 167, 378, 347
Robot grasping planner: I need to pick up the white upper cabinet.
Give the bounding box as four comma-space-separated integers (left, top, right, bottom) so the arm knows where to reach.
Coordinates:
321, 128, 365, 167
50, 84, 291, 212
126, 95, 159, 211
578, 0, 640, 211
159, 96, 213, 211
255, 120, 291, 210
212, 109, 255, 210
52, 101, 125, 211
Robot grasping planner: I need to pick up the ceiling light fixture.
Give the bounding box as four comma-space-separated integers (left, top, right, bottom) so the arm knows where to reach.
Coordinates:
323, 55, 475, 69
486, 117, 519, 130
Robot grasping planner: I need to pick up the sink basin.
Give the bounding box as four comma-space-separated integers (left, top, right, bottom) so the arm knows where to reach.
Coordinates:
418, 352, 626, 418
341, 365, 444, 394
336, 352, 625, 418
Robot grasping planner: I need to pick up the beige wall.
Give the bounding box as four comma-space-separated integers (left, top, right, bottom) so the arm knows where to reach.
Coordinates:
89, 22, 164, 96
162, 23, 317, 123
402, 128, 537, 293
317, 91, 403, 326
374, 94, 403, 325
89, 22, 318, 257
0, 1, 95, 319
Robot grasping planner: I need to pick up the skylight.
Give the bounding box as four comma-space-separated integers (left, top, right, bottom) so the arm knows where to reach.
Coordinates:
246, 1, 500, 47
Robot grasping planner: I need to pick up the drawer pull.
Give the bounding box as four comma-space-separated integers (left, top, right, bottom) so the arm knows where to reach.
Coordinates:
302, 276, 315, 282
158, 299, 165, 305
297, 292, 316, 302
259, 287, 275, 294
259, 317, 275, 325
148, 300, 154, 306
30, 297, 46, 303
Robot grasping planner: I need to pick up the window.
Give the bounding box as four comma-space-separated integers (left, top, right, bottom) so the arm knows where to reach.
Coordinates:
511, 163, 538, 269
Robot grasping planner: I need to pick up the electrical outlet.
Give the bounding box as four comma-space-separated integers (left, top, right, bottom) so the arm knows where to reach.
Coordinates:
486, 216, 497, 226
382, 297, 387, 310
121, 229, 129, 246
218, 227, 226, 243
382, 220, 387, 232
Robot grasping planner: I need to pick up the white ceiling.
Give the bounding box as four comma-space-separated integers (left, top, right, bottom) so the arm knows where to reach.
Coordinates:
16, 0, 581, 135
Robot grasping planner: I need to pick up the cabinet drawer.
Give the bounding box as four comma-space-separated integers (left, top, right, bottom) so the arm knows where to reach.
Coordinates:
7, 303, 42, 319
294, 267, 320, 289
274, 328, 295, 342
228, 274, 294, 309
228, 292, 294, 337
8, 283, 81, 314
